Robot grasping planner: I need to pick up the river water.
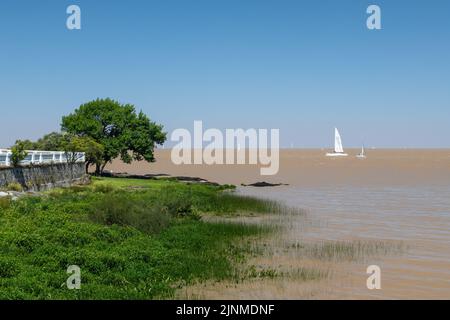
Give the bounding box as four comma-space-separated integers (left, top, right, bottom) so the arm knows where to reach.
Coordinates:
107, 149, 450, 299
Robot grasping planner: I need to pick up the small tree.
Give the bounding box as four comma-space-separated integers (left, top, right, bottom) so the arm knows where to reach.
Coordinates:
61, 134, 104, 173
14, 139, 36, 150
82, 138, 104, 174
10, 141, 28, 167
34, 132, 65, 150
61, 135, 85, 165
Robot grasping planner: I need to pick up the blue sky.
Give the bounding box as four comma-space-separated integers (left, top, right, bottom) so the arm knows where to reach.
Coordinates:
0, 0, 449, 148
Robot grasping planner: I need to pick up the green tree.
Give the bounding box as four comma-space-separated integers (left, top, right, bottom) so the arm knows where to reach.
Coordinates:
10, 141, 28, 167
61, 98, 166, 174
13, 139, 36, 150
34, 132, 65, 150
80, 137, 105, 174
61, 134, 104, 173
14, 132, 65, 151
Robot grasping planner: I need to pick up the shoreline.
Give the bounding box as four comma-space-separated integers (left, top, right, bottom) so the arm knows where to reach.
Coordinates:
104, 149, 450, 187
104, 149, 450, 299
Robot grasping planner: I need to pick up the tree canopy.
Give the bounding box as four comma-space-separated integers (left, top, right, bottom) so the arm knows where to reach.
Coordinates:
13, 133, 104, 172
60, 135, 104, 172
14, 132, 65, 151
61, 98, 166, 173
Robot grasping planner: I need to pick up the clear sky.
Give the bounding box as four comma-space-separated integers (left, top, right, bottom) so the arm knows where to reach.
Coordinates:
0, 0, 449, 148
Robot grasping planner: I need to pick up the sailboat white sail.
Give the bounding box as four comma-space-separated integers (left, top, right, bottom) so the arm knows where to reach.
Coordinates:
334, 128, 344, 153
326, 128, 348, 157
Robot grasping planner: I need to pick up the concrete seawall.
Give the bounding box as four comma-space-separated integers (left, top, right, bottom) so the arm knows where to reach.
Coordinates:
0, 162, 88, 191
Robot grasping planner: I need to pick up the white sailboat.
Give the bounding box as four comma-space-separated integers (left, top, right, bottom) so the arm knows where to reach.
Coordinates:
326, 128, 348, 157
356, 144, 366, 159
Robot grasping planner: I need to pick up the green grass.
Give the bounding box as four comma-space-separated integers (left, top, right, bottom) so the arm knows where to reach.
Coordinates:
90, 176, 296, 216
0, 177, 278, 299
91, 176, 177, 189
244, 265, 329, 282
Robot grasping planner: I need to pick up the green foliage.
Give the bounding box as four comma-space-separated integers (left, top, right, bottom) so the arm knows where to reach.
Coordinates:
80, 137, 104, 170
5, 182, 23, 192
92, 183, 116, 194
90, 194, 173, 235
35, 132, 65, 150
0, 197, 12, 210
15, 132, 65, 151
12, 98, 166, 174
10, 141, 28, 167
0, 258, 19, 278
13, 139, 36, 150
92, 177, 295, 216
0, 178, 278, 299
61, 98, 167, 174
61, 134, 104, 166
16, 132, 104, 173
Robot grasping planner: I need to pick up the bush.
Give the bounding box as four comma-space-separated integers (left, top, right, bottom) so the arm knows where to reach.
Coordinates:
0, 258, 19, 278
10, 141, 28, 167
5, 182, 23, 192
92, 183, 116, 193
157, 187, 196, 217
0, 197, 12, 210
90, 194, 173, 234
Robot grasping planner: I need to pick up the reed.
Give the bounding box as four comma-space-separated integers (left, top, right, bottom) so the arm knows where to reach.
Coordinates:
295, 240, 404, 262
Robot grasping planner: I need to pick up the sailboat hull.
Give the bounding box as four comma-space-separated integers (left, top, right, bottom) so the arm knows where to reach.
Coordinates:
326, 153, 348, 157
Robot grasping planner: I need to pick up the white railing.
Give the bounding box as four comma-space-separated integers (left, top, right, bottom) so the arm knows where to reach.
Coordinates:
0, 149, 85, 167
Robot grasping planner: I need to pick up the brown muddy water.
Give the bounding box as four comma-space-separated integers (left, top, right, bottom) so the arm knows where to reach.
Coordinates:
106, 149, 450, 299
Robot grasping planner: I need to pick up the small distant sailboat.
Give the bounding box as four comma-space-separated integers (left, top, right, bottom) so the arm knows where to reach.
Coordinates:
356, 144, 366, 159
326, 128, 348, 157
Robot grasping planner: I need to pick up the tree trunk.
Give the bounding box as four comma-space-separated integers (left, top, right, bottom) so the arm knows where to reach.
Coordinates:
95, 163, 101, 175
85, 162, 91, 174
100, 162, 107, 175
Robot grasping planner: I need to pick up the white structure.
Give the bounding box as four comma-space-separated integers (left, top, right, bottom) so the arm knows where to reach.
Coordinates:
356, 145, 367, 159
326, 128, 348, 157
0, 149, 85, 167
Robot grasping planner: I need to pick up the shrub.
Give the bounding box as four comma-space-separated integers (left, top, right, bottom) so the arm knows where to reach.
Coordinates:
10, 141, 28, 167
92, 183, 116, 194
0, 197, 12, 210
6, 182, 23, 192
0, 258, 19, 278
90, 194, 173, 234
166, 198, 193, 216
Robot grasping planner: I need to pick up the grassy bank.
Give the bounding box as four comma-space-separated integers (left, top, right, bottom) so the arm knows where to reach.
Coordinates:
0, 177, 280, 299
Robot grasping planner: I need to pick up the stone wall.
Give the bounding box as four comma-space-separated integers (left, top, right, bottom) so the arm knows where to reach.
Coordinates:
0, 162, 88, 191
